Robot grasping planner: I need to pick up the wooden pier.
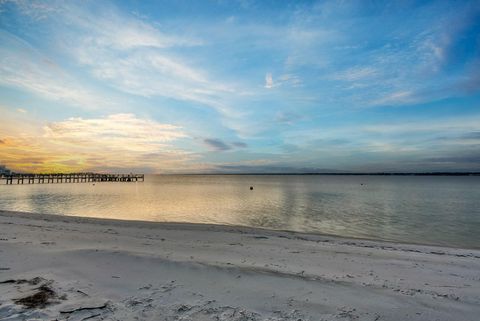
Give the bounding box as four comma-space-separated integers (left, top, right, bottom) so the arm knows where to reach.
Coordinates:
0, 173, 145, 185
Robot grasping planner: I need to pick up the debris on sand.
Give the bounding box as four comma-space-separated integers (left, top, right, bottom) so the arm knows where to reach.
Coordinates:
60, 302, 109, 314
14, 284, 56, 308
0, 277, 59, 309
0, 277, 44, 286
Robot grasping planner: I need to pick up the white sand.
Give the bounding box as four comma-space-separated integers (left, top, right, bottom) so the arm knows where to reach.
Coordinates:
0, 210, 479, 321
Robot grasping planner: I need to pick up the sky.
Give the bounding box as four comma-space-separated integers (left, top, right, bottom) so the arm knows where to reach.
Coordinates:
0, 0, 480, 173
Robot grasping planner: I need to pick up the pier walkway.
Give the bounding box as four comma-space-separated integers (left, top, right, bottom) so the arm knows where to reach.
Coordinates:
0, 173, 145, 185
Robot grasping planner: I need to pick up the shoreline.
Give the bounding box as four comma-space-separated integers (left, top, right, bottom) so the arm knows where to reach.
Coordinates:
2, 210, 477, 251
1, 209, 479, 320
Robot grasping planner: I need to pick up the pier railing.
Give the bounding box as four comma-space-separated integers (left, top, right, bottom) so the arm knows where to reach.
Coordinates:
0, 173, 145, 185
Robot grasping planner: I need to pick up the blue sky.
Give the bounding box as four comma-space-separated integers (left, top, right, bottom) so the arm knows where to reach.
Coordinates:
0, 0, 479, 173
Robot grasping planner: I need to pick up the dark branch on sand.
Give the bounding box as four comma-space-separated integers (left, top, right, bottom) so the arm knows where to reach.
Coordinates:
60, 302, 109, 314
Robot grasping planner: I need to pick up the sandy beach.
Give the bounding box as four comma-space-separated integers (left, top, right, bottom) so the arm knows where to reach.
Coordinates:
0, 210, 479, 321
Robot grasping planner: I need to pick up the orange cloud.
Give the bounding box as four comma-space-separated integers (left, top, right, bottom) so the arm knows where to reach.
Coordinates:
0, 113, 195, 173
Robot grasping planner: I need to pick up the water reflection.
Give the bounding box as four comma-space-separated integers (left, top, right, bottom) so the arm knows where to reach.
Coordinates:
0, 175, 479, 248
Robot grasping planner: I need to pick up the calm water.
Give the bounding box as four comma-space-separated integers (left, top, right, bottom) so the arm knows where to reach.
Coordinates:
1, 175, 479, 249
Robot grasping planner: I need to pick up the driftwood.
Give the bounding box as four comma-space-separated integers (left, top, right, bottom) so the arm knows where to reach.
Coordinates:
60, 302, 109, 314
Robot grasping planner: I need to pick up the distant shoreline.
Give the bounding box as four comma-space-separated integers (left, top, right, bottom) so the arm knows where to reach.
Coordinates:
3, 172, 480, 176
156, 172, 480, 176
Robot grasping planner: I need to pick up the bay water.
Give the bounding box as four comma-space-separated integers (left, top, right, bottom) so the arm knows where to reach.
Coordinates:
1, 175, 479, 249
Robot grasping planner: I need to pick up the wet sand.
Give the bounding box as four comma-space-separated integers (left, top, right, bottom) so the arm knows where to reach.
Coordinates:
0, 210, 479, 320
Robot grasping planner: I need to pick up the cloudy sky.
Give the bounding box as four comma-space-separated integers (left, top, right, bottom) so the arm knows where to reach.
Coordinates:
1, 0, 479, 173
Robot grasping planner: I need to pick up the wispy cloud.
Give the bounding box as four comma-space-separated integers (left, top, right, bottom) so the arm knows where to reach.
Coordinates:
51, 2, 238, 115
361, 116, 480, 135
0, 30, 116, 110
1, 1, 241, 121
274, 111, 304, 125
264, 72, 273, 89
370, 91, 416, 106
333, 67, 378, 82
460, 131, 480, 140
44, 114, 187, 151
